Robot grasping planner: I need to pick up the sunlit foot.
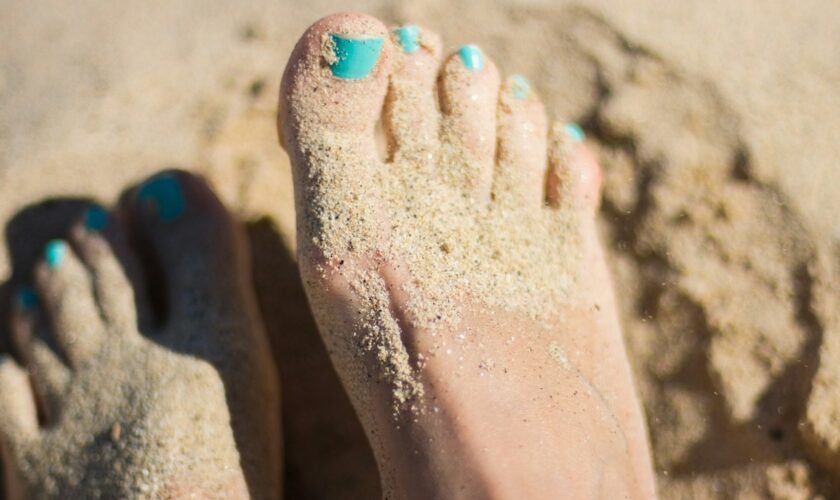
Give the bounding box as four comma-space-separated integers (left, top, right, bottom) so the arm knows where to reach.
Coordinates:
279, 12, 656, 499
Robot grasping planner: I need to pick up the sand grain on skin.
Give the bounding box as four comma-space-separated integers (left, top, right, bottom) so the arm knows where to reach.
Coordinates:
290, 33, 585, 414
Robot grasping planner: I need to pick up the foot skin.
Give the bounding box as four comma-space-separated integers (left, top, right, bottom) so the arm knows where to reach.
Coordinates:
280, 13, 656, 499
0, 172, 280, 499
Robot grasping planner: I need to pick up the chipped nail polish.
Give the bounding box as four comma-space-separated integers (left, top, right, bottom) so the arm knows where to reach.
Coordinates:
459, 44, 484, 71
564, 123, 585, 143
328, 34, 384, 80
394, 25, 420, 54
45, 240, 67, 269
136, 174, 185, 223
511, 74, 530, 99
84, 206, 109, 232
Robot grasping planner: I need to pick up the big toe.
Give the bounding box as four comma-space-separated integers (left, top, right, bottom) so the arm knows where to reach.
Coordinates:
279, 13, 395, 263
127, 171, 251, 333
128, 170, 281, 496
279, 12, 393, 153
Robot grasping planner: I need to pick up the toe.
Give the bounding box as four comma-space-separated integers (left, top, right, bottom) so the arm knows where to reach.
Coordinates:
128, 171, 250, 328
493, 75, 549, 209
0, 355, 38, 451
279, 13, 395, 261
439, 44, 500, 200
546, 122, 601, 211
11, 288, 72, 420
384, 24, 442, 163
34, 239, 107, 367
279, 12, 393, 162
69, 206, 150, 333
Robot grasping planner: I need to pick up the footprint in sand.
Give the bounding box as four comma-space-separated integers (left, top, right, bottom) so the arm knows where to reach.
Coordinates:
0, 172, 279, 498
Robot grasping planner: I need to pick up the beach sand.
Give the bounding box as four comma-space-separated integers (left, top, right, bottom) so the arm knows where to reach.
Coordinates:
1, 0, 838, 497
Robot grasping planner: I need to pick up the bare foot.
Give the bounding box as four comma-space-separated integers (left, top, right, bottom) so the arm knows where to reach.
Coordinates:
0, 172, 280, 498
279, 13, 656, 499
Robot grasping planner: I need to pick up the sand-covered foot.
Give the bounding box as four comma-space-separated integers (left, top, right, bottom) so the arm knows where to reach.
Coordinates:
279, 13, 656, 498
0, 171, 280, 499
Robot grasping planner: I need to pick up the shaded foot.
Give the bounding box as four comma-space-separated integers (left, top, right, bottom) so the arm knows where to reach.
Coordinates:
0, 172, 280, 498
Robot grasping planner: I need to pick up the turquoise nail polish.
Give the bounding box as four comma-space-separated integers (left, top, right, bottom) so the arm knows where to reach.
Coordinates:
137, 174, 185, 222
458, 44, 484, 71
511, 74, 530, 99
394, 25, 420, 54
17, 287, 38, 310
328, 34, 384, 80
564, 123, 585, 143
45, 240, 66, 269
84, 206, 108, 231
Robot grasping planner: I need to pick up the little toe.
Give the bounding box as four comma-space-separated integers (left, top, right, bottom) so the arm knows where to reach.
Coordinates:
128, 171, 250, 328
279, 12, 393, 164
0, 355, 39, 451
546, 122, 602, 211
439, 44, 500, 200
10, 288, 71, 420
493, 75, 549, 209
384, 24, 442, 163
69, 206, 150, 333
34, 239, 107, 367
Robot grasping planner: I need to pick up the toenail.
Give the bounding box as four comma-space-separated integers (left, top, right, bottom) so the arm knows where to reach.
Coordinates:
511, 74, 530, 99
16, 287, 38, 311
84, 206, 109, 232
393, 25, 420, 54
45, 240, 67, 269
458, 44, 484, 71
564, 123, 585, 143
136, 174, 186, 223
327, 34, 384, 80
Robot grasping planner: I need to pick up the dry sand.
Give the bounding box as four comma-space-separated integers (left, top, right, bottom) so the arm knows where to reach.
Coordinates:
1, 0, 839, 498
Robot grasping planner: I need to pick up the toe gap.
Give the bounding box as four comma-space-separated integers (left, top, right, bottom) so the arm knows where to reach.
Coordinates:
374, 114, 389, 163
125, 220, 168, 330
29, 376, 50, 426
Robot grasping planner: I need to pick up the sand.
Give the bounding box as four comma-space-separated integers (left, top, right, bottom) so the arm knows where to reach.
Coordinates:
1, 0, 839, 498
